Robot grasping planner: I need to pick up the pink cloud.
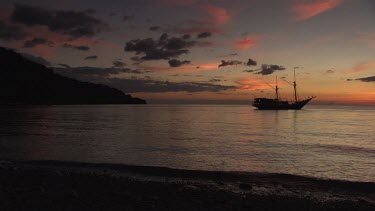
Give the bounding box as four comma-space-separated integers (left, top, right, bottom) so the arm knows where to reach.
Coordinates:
200, 3, 230, 25
291, 0, 342, 21
233, 36, 260, 50
344, 61, 375, 74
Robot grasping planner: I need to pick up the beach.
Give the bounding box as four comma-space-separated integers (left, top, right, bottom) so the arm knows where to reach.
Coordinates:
0, 160, 374, 210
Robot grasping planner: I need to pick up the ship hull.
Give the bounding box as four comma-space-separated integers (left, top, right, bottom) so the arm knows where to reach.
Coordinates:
252, 98, 314, 110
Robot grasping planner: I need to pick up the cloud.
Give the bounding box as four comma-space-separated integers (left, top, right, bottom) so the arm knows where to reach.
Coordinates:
243, 69, 258, 73
209, 78, 221, 82
125, 33, 195, 61
255, 64, 286, 75
291, 0, 342, 21
168, 59, 191, 67
345, 62, 375, 74
0, 19, 28, 40
217, 58, 257, 68
218, 60, 243, 68
62, 43, 90, 51
113, 61, 126, 68
347, 76, 375, 82
54, 66, 236, 93
101, 78, 237, 93
23, 38, 53, 48
200, 3, 230, 25
54, 67, 148, 78
11, 4, 107, 38
84, 55, 98, 60
246, 58, 257, 66
233, 36, 259, 50
197, 32, 211, 38
182, 34, 191, 39
217, 53, 238, 58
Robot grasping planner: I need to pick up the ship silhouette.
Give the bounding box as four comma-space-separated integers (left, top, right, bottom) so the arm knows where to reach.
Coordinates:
253, 67, 316, 110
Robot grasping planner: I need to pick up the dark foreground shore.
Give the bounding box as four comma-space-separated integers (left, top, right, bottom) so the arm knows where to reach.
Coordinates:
0, 160, 374, 211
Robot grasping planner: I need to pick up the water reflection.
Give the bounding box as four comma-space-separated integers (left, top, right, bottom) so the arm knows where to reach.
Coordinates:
0, 105, 374, 182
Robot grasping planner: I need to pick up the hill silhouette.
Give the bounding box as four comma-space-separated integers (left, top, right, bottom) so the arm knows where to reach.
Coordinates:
0, 47, 146, 105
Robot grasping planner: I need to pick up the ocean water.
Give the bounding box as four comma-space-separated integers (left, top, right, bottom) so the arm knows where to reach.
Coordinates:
0, 104, 374, 182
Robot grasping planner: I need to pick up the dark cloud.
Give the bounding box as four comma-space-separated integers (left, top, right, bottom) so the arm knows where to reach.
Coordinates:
62, 43, 90, 51
218, 60, 243, 68
255, 64, 286, 75
182, 34, 191, 39
54, 67, 236, 93
348, 76, 375, 82
197, 32, 211, 39
23, 38, 53, 48
168, 59, 191, 67
54, 67, 149, 79
123, 15, 134, 21
130, 56, 142, 62
84, 55, 98, 60
209, 78, 221, 82
149, 26, 160, 31
247, 58, 257, 66
243, 69, 258, 73
21, 53, 51, 66
217, 53, 238, 58
0, 20, 28, 40
100, 78, 237, 93
11, 4, 107, 38
113, 61, 126, 68
125, 33, 195, 61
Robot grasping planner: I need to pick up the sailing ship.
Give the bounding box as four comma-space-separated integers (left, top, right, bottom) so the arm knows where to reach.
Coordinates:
252, 67, 316, 110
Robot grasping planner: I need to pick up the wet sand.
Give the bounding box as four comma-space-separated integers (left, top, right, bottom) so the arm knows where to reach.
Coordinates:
0, 160, 374, 210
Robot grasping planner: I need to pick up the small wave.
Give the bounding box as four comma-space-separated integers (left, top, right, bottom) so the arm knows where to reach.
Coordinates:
312, 143, 375, 155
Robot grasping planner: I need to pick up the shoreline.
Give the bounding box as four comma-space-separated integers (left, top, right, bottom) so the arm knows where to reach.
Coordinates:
1, 160, 374, 210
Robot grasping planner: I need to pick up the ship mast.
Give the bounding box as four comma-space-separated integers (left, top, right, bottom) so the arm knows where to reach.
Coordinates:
293, 67, 298, 103
266, 76, 279, 101
282, 67, 299, 103
276, 76, 279, 101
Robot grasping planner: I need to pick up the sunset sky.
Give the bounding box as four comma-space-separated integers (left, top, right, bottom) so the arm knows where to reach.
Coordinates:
0, 0, 374, 105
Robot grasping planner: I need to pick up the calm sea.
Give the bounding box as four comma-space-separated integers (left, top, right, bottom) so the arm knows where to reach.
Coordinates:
0, 104, 374, 182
